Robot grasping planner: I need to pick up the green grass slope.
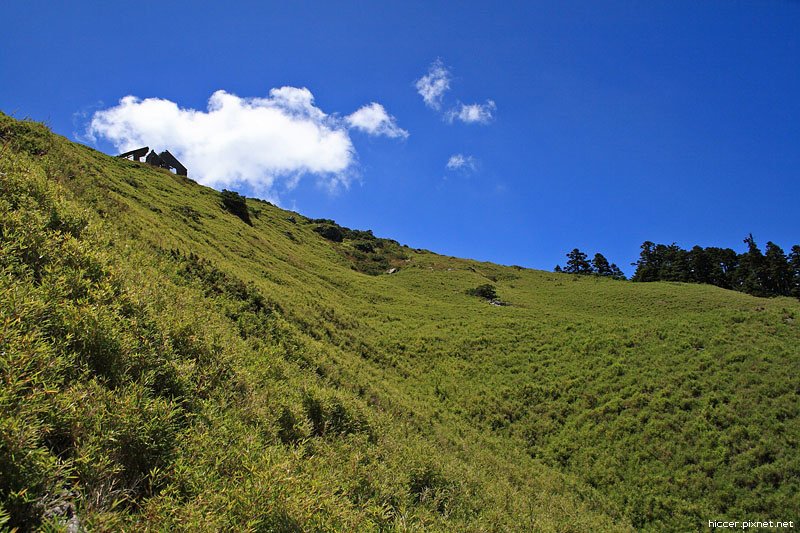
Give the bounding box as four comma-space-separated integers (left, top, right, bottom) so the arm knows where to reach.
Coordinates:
1, 113, 798, 531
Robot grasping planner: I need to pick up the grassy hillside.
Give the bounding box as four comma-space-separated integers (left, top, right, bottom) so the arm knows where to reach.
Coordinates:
1, 113, 798, 531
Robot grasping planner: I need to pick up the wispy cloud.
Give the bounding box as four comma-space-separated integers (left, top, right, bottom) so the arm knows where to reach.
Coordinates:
415, 59, 451, 110
446, 100, 496, 125
415, 60, 497, 126
87, 88, 405, 198
346, 102, 408, 139
446, 153, 478, 172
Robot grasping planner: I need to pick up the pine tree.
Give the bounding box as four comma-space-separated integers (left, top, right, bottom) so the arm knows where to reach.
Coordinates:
688, 245, 711, 284
763, 242, 791, 296
587, 253, 626, 279
632, 241, 659, 282
608, 263, 626, 280
564, 249, 592, 274
591, 253, 612, 276
705, 247, 738, 289
737, 234, 766, 296
789, 245, 800, 298
660, 244, 690, 282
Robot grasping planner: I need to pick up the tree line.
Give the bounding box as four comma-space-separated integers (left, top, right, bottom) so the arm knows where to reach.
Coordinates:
555, 250, 626, 279
631, 234, 799, 297
555, 235, 800, 298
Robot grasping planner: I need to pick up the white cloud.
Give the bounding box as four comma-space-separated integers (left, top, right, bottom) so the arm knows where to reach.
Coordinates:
346, 102, 408, 139
415, 60, 497, 125
87, 88, 402, 197
446, 153, 478, 172
446, 100, 496, 125
415, 59, 451, 110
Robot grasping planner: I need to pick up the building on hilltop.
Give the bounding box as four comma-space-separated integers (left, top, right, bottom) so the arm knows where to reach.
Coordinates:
118, 147, 188, 176
117, 146, 149, 162
145, 149, 188, 176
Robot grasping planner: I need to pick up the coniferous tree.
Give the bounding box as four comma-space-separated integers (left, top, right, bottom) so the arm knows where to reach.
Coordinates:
763, 242, 792, 296
704, 247, 738, 289
632, 241, 660, 282
738, 234, 766, 296
564, 248, 592, 274
660, 244, 690, 282
557, 251, 624, 279
591, 253, 612, 276
688, 245, 711, 284
789, 245, 800, 298
608, 263, 626, 280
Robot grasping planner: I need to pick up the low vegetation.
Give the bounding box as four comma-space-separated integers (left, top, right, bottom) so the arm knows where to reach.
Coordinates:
308, 218, 408, 275
220, 189, 252, 225
1, 112, 798, 531
465, 283, 498, 300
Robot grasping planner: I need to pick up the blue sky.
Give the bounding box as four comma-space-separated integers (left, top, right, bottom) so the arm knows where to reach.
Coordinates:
2, 1, 798, 274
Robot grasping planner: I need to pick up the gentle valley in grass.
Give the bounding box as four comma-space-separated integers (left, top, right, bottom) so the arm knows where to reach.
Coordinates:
1, 113, 798, 531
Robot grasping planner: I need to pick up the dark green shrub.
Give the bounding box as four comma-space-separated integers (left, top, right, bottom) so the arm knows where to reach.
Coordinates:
220, 189, 251, 226
465, 284, 497, 300
306, 218, 407, 274
174, 205, 201, 224
313, 224, 344, 243
354, 241, 375, 253
346, 229, 375, 241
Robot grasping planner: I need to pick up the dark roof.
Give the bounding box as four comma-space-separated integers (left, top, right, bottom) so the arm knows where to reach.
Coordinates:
117, 146, 149, 160
159, 150, 187, 176
145, 150, 166, 167
123, 147, 188, 177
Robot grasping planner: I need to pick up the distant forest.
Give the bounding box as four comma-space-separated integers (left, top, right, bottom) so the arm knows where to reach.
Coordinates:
556, 235, 800, 298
